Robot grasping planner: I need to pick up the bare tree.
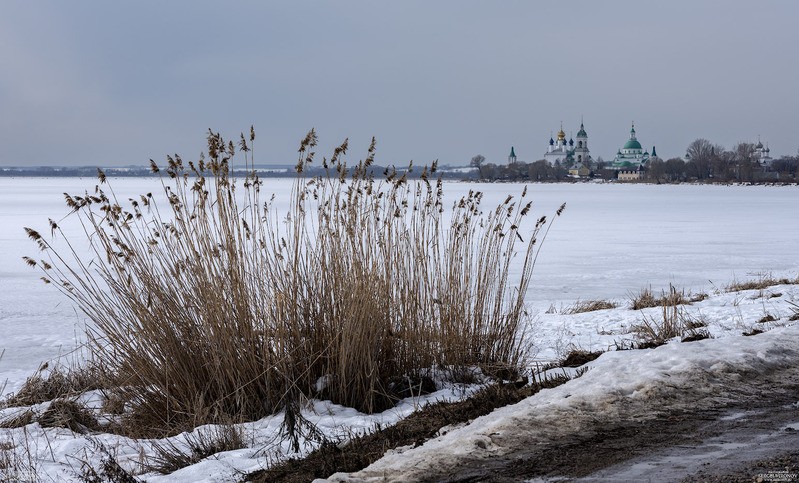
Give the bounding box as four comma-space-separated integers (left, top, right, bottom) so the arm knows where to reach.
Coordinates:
733, 142, 757, 182
685, 139, 721, 180
772, 156, 798, 179
664, 157, 686, 182
647, 158, 666, 183
470, 154, 485, 178
470, 154, 485, 168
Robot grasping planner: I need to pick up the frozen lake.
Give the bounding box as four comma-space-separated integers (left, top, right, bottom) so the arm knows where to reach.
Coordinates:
1, 177, 798, 394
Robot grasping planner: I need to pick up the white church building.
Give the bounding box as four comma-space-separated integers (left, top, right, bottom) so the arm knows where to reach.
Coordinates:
543, 121, 591, 166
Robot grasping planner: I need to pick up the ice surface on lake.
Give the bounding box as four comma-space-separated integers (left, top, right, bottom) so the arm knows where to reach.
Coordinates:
1, 177, 798, 394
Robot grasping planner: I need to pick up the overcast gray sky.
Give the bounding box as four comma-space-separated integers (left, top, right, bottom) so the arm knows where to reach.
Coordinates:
1, 1, 797, 167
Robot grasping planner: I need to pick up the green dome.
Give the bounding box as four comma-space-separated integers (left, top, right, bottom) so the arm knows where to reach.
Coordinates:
623, 139, 642, 150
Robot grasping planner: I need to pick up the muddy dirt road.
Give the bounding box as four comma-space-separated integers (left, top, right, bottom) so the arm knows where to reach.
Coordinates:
450, 387, 799, 482
326, 334, 799, 482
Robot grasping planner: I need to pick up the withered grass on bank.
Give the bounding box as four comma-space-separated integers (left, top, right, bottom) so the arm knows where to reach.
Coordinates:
725, 274, 799, 292
146, 424, 246, 475
2, 365, 101, 408
565, 299, 617, 314
24, 128, 563, 438
630, 302, 711, 348
629, 285, 707, 310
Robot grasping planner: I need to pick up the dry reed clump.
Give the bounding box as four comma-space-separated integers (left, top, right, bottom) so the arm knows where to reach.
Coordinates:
629, 303, 710, 348
24, 128, 563, 438
565, 299, 617, 314
629, 287, 658, 310
630, 304, 682, 347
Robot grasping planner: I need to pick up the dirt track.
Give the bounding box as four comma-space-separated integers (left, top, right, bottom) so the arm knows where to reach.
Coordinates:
326, 349, 799, 482
447, 392, 799, 482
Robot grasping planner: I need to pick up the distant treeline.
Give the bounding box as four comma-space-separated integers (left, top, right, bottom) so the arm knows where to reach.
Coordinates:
476, 156, 799, 183
0, 166, 158, 177
0, 164, 478, 180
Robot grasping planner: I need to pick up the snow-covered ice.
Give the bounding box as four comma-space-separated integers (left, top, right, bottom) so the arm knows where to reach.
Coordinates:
1, 177, 798, 480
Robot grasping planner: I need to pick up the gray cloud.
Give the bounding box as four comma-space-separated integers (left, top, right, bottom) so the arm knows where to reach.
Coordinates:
1, 0, 797, 167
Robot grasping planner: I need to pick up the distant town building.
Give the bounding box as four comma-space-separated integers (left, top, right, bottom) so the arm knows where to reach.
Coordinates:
617, 165, 646, 181
544, 121, 591, 166
611, 123, 654, 169
568, 164, 590, 178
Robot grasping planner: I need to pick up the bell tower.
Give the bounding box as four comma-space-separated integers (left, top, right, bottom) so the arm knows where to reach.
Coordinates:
574, 119, 590, 164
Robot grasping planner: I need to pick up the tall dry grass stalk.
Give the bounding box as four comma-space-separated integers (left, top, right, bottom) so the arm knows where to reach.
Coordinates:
24, 128, 562, 437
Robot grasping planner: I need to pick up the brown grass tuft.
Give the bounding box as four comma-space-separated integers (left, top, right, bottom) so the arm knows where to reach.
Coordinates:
757, 314, 777, 324
630, 304, 682, 347
0, 410, 35, 429
559, 349, 603, 367
725, 273, 799, 292
629, 285, 705, 310
630, 303, 711, 348
3, 366, 101, 408
38, 399, 99, 433
146, 424, 245, 475
565, 300, 617, 314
